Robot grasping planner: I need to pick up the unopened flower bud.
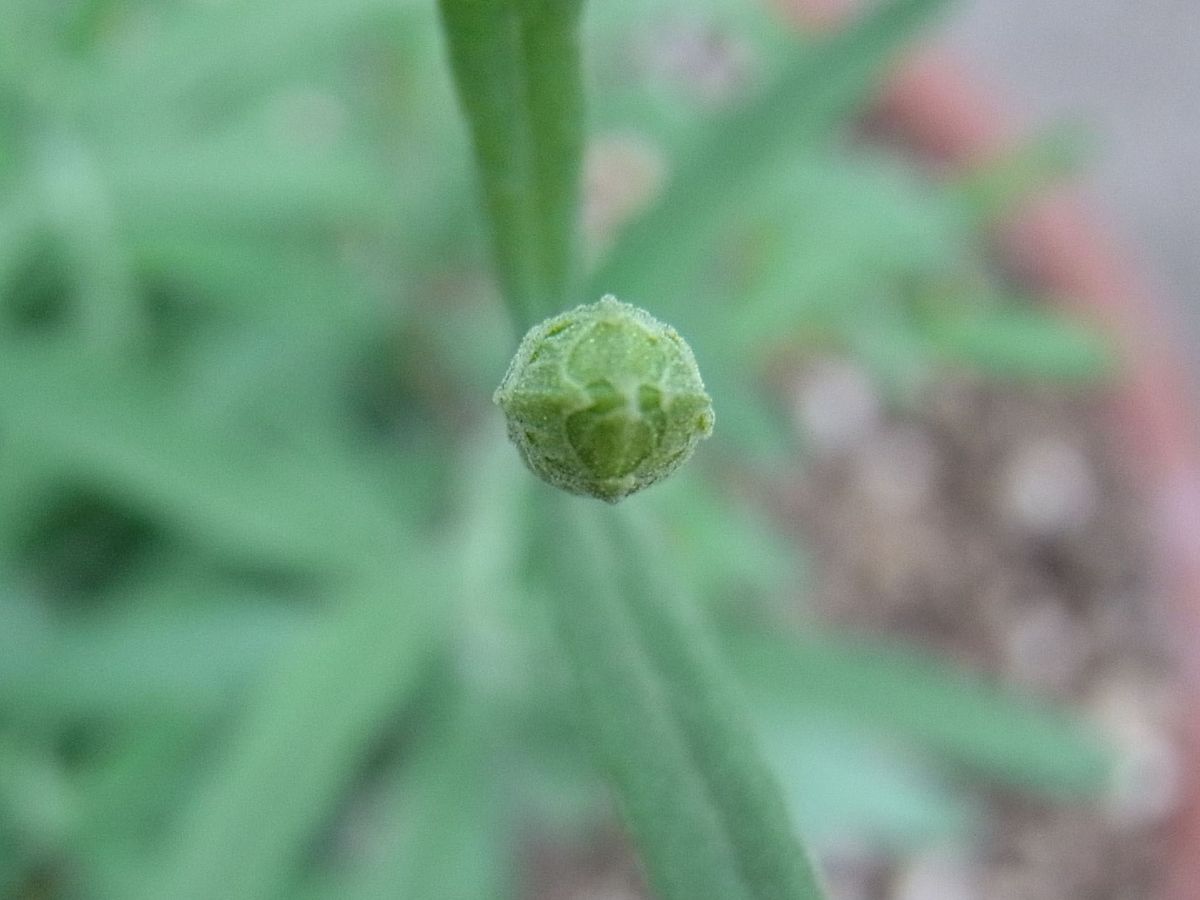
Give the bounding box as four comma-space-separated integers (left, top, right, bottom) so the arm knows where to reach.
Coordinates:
494, 295, 714, 502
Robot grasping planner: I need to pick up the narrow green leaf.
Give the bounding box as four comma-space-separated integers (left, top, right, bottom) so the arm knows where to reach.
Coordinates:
89, 0, 420, 118
74, 719, 206, 863
592, 0, 954, 299
107, 143, 392, 234
438, 0, 586, 329
0, 345, 402, 571
952, 126, 1090, 224
145, 430, 520, 900
0, 605, 303, 722
718, 154, 965, 350
704, 365, 795, 463
300, 697, 512, 900
756, 715, 977, 847
144, 564, 450, 900
0, 729, 75, 860
514, 0, 587, 307
726, 626, 1112, 796
31, 132, 143, 354
650, 472, 806, 610
923, 305, 1114, 382
129, 233, 374, 326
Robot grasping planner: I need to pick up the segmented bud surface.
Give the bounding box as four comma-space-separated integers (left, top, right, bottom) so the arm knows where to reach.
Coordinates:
494, 296, 715, 502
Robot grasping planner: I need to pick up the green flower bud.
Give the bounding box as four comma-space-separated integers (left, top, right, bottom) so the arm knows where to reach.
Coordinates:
494, 295, 715, 503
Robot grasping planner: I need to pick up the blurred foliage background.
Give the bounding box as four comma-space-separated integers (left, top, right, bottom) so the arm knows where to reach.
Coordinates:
0, 0, 1118, 897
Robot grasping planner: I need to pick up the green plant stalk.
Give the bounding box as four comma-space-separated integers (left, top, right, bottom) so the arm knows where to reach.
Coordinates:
515, 0, 586, 311
438, 0, 584, 331
540, 493, 753, 900
543, 494, 825, 900
349, 731, 509, 900
606, 506, 825, 899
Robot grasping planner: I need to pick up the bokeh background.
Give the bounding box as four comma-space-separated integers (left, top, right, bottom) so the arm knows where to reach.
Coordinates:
1, 0, 1196, 898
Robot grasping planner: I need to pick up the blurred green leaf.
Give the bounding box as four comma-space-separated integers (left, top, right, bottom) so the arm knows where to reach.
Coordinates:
146, 563, 451, 900
88, 0, 424, 119
650, 470, 807, 610
0, 344, 406, 571
300, 697, 513, 900
0, 602, 305, 721
592, 0, 954, 302
952, 125, 1091, 224
0, 729, 76, 870
146, 427, 521, 900
757, 715, 977, 848
108, 143, 392, 234
923, 304, 1114, 382
726, 626, 1112, 796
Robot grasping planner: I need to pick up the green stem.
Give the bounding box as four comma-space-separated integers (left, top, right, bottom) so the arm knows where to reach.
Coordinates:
438, 0, 585, 331
517, 0, 585, 312
541, 494, 752, 900
607, 506, 825, 899
542, 494, 826, 900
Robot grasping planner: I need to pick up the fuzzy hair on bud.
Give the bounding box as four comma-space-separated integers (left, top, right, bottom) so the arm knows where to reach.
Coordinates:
494, 296, 714, 502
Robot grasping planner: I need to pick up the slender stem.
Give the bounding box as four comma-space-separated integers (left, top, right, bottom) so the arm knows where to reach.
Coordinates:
516, 0, 585, 313
540, 493, 753, 900
438, 0, 585, 331
542, 493, 826, 900
607, 506, 826, 899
